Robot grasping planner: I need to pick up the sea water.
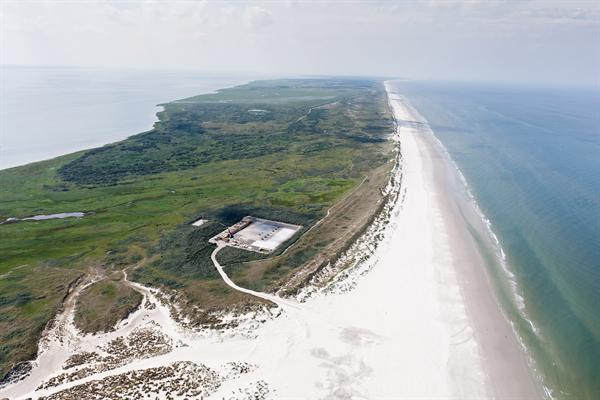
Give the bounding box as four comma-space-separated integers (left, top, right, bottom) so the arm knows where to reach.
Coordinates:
0, 66, 254, 170
395, 80, 600, 400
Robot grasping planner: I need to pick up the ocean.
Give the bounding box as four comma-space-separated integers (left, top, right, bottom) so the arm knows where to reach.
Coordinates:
396, 80, 600, 400
0, 67, 254, 170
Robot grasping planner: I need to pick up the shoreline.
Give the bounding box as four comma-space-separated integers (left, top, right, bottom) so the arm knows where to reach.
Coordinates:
1, 81, 545, 399
0, 70, 252, 171
386, 82, 544, 398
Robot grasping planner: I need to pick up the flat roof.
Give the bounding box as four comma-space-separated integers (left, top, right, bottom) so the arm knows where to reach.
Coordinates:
209, 216, 301, 253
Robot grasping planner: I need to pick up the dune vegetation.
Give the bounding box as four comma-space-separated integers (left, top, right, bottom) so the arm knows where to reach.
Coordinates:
0, 78, 395, 379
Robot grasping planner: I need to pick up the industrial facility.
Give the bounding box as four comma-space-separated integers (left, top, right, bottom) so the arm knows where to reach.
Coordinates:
209, 216, 301, 253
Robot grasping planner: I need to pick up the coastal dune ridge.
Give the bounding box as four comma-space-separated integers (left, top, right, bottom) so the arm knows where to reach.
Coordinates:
1, 80, 545, 399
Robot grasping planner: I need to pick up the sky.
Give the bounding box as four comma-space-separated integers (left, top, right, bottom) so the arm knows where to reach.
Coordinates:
1, 0, 599, 85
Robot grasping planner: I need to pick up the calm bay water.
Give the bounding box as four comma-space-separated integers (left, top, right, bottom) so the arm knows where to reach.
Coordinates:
397, 81, 600, 400
0, 67, 254, 170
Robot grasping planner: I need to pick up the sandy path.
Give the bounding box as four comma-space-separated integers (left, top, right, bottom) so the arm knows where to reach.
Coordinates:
211, 243, 301, 310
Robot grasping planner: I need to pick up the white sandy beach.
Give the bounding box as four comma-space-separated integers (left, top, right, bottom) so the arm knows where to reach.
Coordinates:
1, 82, 542, 400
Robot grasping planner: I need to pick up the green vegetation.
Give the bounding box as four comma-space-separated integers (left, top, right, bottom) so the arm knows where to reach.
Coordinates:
74, 278, 143, 334
0, 78, 394, 378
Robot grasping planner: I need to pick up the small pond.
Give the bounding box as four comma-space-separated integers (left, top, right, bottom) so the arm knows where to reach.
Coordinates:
2, 212, 86, 224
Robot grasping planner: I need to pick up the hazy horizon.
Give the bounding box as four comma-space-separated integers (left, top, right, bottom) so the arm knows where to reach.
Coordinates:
3, 64, 598, 90
1, 1, 599, 86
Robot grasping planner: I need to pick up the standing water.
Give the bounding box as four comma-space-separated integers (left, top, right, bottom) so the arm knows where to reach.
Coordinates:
0, 66, 255, 170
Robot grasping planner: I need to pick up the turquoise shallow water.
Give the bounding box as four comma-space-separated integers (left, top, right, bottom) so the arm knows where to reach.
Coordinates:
396, 81, 600, 399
